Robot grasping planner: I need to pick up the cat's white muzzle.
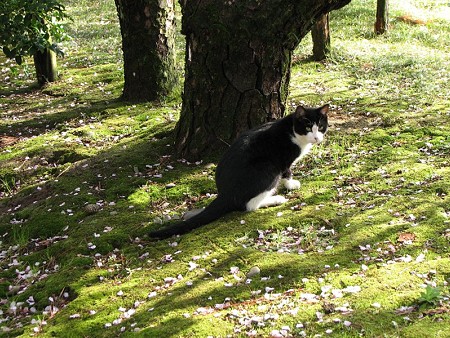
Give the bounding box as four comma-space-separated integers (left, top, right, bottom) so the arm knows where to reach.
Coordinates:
310, 125, 324, 144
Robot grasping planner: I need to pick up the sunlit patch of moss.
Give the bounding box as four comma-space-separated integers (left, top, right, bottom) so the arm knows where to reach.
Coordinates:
1, 0, 449, 336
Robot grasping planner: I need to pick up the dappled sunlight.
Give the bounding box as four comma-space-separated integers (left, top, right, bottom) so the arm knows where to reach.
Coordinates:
394, 0, 450, 22
1, 0, 450, 336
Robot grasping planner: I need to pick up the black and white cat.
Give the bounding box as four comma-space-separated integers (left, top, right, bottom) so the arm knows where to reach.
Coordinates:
149, 104, 329, 239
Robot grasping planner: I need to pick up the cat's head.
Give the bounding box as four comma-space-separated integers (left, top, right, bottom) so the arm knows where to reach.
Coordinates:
293, 104, 329, 144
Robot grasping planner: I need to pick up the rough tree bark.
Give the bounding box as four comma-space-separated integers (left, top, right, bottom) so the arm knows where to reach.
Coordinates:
176, 0, 351, 160
33, 48, 57, 86
374, 0, 389, 34
311, 13, 331, 61
114, 0, 177, 101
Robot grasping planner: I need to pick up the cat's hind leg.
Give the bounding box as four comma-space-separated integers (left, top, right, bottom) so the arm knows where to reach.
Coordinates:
246, 190, 287, 211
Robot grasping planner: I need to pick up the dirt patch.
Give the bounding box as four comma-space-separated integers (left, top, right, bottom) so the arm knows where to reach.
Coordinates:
328, 110, 381, 132
0, 135, 19, 148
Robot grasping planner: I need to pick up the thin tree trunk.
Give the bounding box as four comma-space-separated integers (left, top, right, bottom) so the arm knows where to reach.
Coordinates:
33, 48, 57, 86
115, 0, 177, 102
312, 13, 330, 61
374, 0, 389, 34
176, 0, 350, 160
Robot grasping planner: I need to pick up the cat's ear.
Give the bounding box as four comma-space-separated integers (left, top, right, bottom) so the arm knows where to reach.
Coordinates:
319, 104, 329, 116
294, 105, 306, 117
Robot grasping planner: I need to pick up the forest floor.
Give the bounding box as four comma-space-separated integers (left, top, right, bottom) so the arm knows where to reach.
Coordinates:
1, 0, 449, 337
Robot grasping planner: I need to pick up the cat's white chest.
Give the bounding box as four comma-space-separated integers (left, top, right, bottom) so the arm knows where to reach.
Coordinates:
291, 132, 314, 165
293, 142, 313, 165
299, 143, 313, 159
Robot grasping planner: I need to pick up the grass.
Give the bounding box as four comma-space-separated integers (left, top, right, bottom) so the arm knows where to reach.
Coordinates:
1, 0, 450, 336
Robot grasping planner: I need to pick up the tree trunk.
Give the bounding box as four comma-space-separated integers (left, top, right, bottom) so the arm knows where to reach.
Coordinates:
114, 0, 177, 102
312, 13, 331, 61
374, 0, 389, 34
176, 0, 350, 160
33, 48, 57, 86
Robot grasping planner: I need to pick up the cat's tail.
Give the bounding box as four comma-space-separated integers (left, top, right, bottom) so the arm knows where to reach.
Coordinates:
148, 197, 233, 239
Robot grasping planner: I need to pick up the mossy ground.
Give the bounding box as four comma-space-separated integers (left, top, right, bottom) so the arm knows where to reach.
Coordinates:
1, 0, 449, 337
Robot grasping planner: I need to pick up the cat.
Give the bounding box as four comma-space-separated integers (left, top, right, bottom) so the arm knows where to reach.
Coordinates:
149, 104, 329, 239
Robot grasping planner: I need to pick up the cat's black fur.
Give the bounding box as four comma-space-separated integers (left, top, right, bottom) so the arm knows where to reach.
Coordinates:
149, 104, 329, 239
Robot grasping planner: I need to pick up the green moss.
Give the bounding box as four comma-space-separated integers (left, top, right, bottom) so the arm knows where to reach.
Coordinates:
1, 0, 449, 336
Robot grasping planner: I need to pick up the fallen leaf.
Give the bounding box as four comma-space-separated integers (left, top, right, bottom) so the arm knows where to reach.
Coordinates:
423, 306, 450, 316
398, 232, 416, 243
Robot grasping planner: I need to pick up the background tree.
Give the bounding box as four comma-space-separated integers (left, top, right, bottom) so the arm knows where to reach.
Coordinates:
114, 0, 178, 102
312, 13, 331, 61
0, 0, 68, 86
175, 0, 351, 160
375, 0, 389, 34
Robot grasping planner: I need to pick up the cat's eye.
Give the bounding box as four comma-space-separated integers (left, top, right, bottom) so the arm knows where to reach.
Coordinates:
318, 122, 327, 132
305, 126, 312, 132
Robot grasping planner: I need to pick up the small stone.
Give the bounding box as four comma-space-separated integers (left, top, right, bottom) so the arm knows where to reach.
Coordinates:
246, 266, 261, 278
84, 204, 101, 214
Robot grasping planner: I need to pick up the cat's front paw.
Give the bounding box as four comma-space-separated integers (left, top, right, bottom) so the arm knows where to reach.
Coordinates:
282, 178, 301, 190
272, 195, 288, 205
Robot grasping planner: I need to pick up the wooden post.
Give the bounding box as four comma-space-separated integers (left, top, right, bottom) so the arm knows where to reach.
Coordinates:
374, 0, 389, 34
33, 48, 57, 86
311, 13, 330, 61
